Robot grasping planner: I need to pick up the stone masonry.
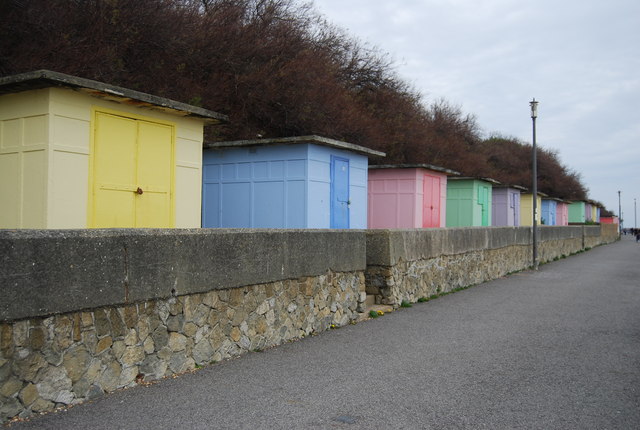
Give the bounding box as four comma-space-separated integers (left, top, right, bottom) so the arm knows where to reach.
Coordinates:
365, 225, 619, 308
366, 246, 532, 306
0, 272, 365, 422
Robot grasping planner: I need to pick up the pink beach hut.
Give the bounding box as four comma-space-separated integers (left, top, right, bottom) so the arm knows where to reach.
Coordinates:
555, 200, 569, 226
367, 164, 459, 228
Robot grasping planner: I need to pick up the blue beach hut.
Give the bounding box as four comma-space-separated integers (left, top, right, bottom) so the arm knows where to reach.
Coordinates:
541, 198, 559, 226
201, 135, 384, 228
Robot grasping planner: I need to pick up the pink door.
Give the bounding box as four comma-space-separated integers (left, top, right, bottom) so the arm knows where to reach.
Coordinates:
422, 174, 441, 227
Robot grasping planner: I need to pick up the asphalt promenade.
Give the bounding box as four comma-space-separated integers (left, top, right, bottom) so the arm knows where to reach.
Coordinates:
8, 236, 640, 429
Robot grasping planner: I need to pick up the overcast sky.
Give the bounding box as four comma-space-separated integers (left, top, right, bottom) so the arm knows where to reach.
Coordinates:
313, 0, 640, 225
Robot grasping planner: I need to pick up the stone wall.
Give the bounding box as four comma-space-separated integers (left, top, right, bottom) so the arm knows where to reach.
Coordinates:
365, 225, 618, 307
365, 246, 531, 306
0, 225, 618, 423
0, 273, 364, 421
601, 223, 620, 242
0, 229, 367, 422
585, 223, 618, 248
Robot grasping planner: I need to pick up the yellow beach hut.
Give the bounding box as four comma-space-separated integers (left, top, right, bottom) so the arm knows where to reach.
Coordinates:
519, 192, 546, 226
0, 70, 227, 228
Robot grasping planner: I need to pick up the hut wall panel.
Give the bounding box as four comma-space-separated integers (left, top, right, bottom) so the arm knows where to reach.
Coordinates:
435, 173, 448, 228
0, 152, 20, 226
202, 145, 309, 228
0, 90, 51, 228
367, 169, 420, 228
50, 151, 89, 228
446, 181, 475, 227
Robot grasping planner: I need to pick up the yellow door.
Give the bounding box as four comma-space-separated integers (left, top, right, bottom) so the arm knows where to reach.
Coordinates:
136, 120, 172, 227
92, 111, 174, 227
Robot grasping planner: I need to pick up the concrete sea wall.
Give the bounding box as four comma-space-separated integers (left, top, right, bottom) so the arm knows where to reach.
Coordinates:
0, 225, 618, 422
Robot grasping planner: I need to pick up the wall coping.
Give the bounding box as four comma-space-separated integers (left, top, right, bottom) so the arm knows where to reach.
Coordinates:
0, 229, 366, 321
366, 226, 589, 266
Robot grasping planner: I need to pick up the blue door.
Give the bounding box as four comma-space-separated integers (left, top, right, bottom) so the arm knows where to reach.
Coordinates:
331, 156, 349, 228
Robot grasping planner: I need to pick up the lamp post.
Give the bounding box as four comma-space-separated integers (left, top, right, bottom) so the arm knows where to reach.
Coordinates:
635, 198, 637, 229
530, 98, 538, 270
618, 190, 622, 234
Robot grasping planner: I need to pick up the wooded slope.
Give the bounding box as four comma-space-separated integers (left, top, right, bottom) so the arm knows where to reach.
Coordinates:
0, 0, 588, 200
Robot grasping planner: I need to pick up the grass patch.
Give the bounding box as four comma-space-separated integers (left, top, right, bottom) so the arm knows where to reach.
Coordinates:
400, 300, 413, 308
506, 268, 525, 276
413, 286, 476, 305
442, 285, 473, 296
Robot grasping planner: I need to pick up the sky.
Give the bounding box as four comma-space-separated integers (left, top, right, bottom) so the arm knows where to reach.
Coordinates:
313, 0, 640, 226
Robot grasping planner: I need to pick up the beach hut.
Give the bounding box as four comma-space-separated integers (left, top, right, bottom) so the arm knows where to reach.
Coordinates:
202, 136, 384, 229
592, 203, 600, 223
556, 200, 569, 226
0, 70, 226, 229
367, 164, 459, 228
568, 201, 586, 224
446, 177, 497, 227
491, 185, 524, 227
520, 192, 545, 226
541, 198, 560, 226
584, 202, 594, 222
600, 216, 618, 225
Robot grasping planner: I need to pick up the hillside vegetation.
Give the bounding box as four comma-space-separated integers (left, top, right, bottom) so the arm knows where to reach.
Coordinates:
0, 0, 588, 200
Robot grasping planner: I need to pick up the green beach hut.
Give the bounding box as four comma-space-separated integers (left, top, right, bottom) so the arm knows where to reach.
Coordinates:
446, 177, 498, 227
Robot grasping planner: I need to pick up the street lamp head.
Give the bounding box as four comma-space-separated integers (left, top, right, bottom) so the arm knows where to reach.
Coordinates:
530, 98, 538, 118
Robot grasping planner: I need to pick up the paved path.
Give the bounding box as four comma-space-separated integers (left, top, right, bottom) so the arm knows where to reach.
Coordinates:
9, 236, 640, 429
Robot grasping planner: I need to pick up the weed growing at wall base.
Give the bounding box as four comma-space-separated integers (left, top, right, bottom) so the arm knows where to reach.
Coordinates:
412, 284, 478, 306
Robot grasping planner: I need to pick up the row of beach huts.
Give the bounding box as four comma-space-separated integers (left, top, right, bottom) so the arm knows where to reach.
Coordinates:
0, 70, 618, 230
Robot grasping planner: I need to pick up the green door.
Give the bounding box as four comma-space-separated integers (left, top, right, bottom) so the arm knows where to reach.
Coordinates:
478, 184, 490, 226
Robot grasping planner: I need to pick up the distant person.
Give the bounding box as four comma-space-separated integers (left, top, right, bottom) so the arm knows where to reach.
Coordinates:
636, 232, 640, 243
